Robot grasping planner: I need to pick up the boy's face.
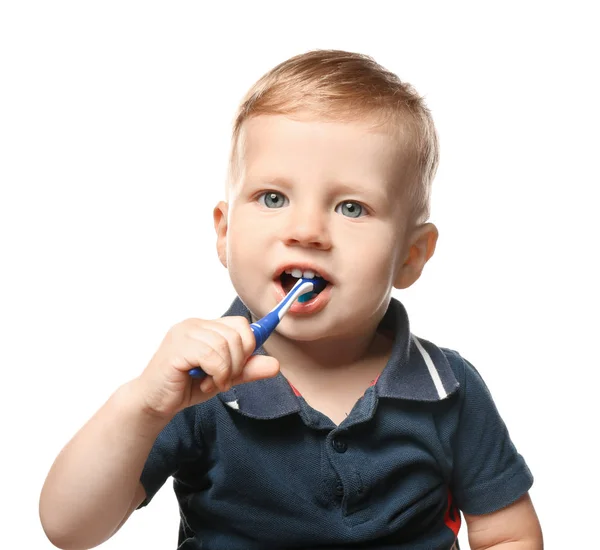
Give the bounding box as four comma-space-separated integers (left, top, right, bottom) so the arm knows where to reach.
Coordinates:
215, 114, 434, 342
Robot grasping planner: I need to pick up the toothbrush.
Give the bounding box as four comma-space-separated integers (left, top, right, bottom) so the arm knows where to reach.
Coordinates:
188, 277, 326, 378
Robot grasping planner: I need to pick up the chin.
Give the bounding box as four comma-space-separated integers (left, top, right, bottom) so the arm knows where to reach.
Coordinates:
276, 314, 342, 339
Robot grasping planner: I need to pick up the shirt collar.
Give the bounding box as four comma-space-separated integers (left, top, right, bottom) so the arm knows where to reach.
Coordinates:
217, 296, 459, 419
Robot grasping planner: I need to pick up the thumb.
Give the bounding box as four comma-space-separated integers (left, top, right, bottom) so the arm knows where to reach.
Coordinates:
234, 355, 280, 385
191, 356, 280, 401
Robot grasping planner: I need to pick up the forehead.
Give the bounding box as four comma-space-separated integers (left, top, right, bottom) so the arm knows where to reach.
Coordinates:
238, 114, 413, 193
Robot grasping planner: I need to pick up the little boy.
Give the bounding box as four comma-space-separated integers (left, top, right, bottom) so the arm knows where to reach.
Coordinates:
40, 50, 543, 549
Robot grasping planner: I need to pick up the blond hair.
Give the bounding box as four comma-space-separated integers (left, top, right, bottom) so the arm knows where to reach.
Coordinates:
227, 49, 439, 225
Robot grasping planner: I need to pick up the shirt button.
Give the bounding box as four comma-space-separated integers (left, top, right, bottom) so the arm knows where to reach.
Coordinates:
331, 438, 347, 453
335, 483, 344, 496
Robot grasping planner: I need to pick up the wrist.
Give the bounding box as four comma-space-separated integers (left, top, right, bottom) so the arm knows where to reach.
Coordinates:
113, 379, 173, 437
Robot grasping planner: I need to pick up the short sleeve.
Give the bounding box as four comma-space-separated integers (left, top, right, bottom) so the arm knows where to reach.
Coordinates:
450, 356, 533, 515
137, 406, 202, 508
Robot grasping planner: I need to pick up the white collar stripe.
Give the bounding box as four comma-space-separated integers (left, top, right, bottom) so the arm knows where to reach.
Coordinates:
412, 335, 448, 399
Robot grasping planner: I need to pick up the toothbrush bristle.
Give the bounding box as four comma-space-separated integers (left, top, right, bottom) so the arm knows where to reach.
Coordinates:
312, 278, 327, 293
298, 292, 314, 303
295, 277, 327, 304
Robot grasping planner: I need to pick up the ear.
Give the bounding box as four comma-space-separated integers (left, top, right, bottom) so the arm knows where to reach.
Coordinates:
213, 201, 229, 268
394, 223, 438, 289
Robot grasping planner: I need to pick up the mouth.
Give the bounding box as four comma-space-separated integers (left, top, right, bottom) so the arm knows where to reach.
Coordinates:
273, 265, 333, 313
277, 267, 331, 294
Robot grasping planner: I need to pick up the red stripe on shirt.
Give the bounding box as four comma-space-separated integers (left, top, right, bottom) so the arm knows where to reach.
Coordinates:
444, 489, 461, 537
288, 382, 302, 397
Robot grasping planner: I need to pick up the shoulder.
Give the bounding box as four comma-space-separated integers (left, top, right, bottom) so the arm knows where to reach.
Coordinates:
439, 346, 494, 402
440, 347, 475, 380
414, 343, 506, 432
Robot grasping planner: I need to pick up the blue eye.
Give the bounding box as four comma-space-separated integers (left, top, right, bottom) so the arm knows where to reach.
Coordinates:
335, 201, 365, 218
258, 191, 288, 208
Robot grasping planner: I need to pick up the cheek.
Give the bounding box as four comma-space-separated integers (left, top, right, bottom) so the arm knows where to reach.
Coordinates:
347, 230, 400, 271
227, 237, 252, 273
226, 217, 265, 279
228, 210, 279, 259
225, 243, 257, 304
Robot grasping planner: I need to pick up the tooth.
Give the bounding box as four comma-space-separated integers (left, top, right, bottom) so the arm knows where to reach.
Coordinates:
303, 270, 315, 279
291, 268, 303, 278
285, 270, 293, 275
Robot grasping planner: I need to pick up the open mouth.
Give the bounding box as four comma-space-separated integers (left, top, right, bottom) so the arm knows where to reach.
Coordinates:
273, 267, 333, 313
279, 272, 330, 295
279, 267, 331, 304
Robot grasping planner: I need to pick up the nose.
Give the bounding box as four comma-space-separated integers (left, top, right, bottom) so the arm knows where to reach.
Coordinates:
281, 204, 332, 250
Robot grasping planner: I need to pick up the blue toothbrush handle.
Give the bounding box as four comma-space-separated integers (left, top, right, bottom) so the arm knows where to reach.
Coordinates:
249, 310, 280, 349
188, 312, 281, 379
188, 367, 206, 378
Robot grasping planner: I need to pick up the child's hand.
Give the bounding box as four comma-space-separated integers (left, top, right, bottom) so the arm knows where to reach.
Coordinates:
134, 316, 280, 419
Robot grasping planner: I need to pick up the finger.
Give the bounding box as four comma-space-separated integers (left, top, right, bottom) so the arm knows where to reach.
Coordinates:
230, 355, 280, 386
190, 378, 219, 404
199, 376, 216, 394
181, 329, 232, 391
196, 322, 246, 382
214, 316, 256, 357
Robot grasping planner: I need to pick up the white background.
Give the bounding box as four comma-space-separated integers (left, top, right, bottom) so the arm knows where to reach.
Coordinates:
1, 1, 598, 548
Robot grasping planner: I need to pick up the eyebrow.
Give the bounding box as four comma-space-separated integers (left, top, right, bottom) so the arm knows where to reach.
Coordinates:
329, 179, 388, 204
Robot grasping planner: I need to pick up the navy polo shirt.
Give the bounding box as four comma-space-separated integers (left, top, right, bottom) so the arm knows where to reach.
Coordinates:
138, 296, 533, 549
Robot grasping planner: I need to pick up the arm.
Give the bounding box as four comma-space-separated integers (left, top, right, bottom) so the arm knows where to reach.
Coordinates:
464, 493, 543, 550
39, 380, 167, 549
39, 316, 279, 550
447, 353, 538, 547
